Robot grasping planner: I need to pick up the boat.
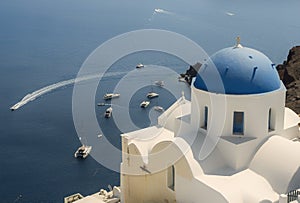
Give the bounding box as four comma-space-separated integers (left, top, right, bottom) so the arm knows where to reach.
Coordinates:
154, 106, 164, 112
64, 186, 121, 203
140, 101, 150, 108
136, 63, 144, 68
147, 92, 159, 99
64, 193, 84, 203
105, 107, 113, 118
74, 145, 92, 159
154, 8, 164, 13
97, 102, 106, 106
178, 77, 187, 83
10, 102, 24, 111
103, 93, 120, 100
154, 80, 164, 87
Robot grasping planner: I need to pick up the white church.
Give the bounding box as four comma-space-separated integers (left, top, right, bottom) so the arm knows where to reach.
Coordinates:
65, 40, 300, 203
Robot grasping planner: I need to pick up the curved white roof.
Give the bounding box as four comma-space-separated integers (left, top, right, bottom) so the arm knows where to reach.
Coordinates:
250, 135, 300, 193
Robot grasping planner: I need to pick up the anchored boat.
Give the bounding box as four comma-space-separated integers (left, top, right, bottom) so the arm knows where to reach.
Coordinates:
136, 63, 144, 68
154, 80, 164, 87
103, 93, 120, 100
74, 145, 92, 159
147, 92, 159, 99
140, 101, 150, 108
105, 107, 113, 118
154, 106, 164, 112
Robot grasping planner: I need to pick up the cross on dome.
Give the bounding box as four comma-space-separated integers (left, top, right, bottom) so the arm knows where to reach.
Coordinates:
234, 36, 243, 48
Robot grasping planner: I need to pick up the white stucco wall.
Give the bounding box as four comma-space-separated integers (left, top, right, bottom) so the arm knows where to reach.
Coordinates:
191, 82, 286, 138
190, 83, 286, 170
158, 97, 191, 133
120, 80, 300, 203
282, 107, 300, 139
176, 175, 228, 203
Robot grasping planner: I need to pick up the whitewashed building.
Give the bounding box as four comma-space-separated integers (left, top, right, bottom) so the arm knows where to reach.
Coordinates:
120, 41, 300, 203
65, 41, 300, 203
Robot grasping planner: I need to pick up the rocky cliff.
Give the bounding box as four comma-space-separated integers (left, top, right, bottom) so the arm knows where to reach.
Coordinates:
276, 46, 300, 114
180, 62, 202, 85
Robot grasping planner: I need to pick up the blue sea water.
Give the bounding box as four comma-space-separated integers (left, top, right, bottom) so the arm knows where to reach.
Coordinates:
0, 0, 300, 202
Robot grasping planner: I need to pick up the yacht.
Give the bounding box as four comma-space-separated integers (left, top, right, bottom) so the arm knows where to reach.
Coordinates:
103, 93, 120, 100
178, 77, 187, 83
74, 145, 92, 159
147, 92, 159, 99
140, 101, 150, 108
154, 80, 164, 87
155, 8, 164, 13
105, 107, 113, 118
154, 106, 164, 112
64, 193, 83, 203
136, 63, 144, 68
97, 102, 106, 106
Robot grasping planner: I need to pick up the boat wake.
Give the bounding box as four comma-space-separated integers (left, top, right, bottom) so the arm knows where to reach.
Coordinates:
10, 71, 126, 111
225, 12, 235, 16
154, 8, 174, 15
148, 8, 175, 22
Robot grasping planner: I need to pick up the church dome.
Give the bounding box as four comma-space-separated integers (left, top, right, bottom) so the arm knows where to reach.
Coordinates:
194, 43, 281, 95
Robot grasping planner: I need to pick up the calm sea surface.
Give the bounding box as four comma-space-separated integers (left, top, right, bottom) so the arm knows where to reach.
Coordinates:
0, 0, 300, 202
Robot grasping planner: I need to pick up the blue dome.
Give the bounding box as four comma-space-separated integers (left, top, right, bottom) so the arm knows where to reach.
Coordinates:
194, 46, 281, 94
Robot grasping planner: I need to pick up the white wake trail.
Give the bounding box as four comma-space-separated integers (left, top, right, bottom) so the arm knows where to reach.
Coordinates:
149, 8, 175, 22
10, 71, 126, 111
225, 12, 235, 16
154, 8, 174, 15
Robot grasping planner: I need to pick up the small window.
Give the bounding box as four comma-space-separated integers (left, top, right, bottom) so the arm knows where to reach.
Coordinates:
268, 109, 275, 131
233, 112, 244, 135
203, 106, 208, 129
167, 165, 175, 191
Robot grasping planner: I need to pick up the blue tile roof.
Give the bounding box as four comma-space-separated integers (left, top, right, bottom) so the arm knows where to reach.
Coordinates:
194, 46, 281, 94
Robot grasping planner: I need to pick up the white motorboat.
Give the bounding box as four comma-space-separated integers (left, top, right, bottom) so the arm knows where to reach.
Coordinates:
103, 93, 120, 100
74, 145, 92, 159
147, 92, 159, 99
154, 80, 164, 87
105, 107, 113, 118
154, 106, 164, 112
64, 193, 84, 203
178, 77, 187, 83
136, 63, 144, 68
64, 186, 121, 203
97, 102, 106, 106
154, 8, 164, 13
140, 101, 150, 108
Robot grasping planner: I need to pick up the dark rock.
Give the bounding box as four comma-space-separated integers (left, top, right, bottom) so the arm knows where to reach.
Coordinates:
277, 46, 300, 84
180, 62, 202, 85
276, 46, 300, 114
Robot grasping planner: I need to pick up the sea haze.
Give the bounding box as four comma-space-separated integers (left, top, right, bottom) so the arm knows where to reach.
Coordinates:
0, 0, 300, 202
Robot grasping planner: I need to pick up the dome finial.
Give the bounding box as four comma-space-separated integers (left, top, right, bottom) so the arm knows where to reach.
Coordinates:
234, 36, 243, 48
236, 36, 240, 44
